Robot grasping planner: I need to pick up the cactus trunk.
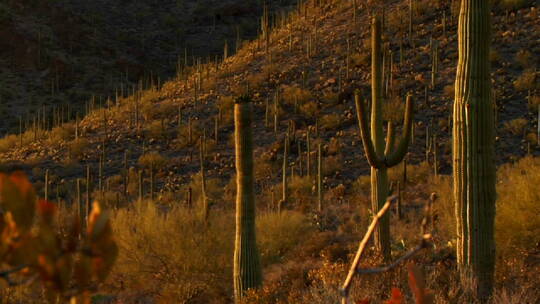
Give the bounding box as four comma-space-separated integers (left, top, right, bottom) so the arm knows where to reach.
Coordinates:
354, 16, 414, 261
453, 0, 495, 300
233, 96, 262, 302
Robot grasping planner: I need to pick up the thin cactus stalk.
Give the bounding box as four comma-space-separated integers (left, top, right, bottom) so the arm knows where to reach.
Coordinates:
233, 96, 262, 302
306, 129, 311, 177
396, 181, 402, 220
298, 141, 303, 177
150, 163, 155, 201
317, 143, 322, 212
453, 0, 495, 300
44, 169, 49, 201
86, 165, 91, 225
76, 178, 82, 228
354, 16, 414, 261
433, 134, 438, 178
265, 97, 269, 127
200, 135, 208, 221
281, 134, 289, 212
215, 116, 219, 144
138, 170, 143, 202
186, 187, 192, 209
98, 157, 103, 192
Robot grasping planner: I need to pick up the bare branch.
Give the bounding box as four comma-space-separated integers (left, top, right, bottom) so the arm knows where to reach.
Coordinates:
340, 195, 397, 301
340, 193, 436, 304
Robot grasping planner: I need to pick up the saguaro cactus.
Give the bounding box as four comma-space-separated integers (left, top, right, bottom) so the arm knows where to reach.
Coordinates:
453, 0, 495, 300
354, 16, 414, 261
233, 96, 262, 302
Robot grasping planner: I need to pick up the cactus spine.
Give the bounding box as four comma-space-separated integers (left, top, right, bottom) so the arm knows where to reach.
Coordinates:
354, 16, 414, 261
453, 0, 495, 300
233, 96, 262, 302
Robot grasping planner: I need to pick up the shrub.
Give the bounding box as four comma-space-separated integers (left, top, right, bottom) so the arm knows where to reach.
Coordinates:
282, 86, 313, 107
383, 96, 405, 123
496, 156, 540, 257
217, 95, 235, 125
513, 70, 538, 91
503, 118, 528, 136
257, 211, 314, 265
319, 113, 342, 130
138, 151, 168, 171
68, 138, 90, 160
515, 49, 534, 68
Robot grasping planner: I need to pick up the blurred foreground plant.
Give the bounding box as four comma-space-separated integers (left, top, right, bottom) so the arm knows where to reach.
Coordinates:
0, 172, 117, 303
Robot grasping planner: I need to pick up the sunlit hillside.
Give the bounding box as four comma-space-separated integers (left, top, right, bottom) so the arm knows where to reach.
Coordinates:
0, 0, 539, 303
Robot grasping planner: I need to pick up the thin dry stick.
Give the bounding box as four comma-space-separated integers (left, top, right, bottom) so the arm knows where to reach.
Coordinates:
340, 194, 435, 304
341, 195, 397, 303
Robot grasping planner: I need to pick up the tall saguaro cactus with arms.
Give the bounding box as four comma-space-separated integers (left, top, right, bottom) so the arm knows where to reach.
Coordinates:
233, 96, 262, 302
453, 0, 495, 300
354, 16, 414, 261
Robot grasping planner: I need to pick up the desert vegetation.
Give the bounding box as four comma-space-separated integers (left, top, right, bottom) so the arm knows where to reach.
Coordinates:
0, 0, 539, 303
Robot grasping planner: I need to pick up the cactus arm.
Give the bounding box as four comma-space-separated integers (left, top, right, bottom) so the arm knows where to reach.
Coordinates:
355, 92, 383, 169
386, 94, 414, 167
384, 121, 395, 157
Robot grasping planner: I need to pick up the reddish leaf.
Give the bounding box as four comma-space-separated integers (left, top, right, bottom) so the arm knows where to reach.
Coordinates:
37, 200, 56, 225
407, 263, 434, 304
385, 288, 403, 304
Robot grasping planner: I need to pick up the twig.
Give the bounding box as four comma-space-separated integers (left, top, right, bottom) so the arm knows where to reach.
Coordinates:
340, 195, 397, 302
340, 193, 436, 304
355, 234, 432, 275
0, 265, 30, 286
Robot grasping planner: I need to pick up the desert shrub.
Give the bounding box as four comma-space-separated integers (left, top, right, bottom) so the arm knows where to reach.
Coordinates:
109, 201, 235, 303
388, 161, 431, 185
503, 118, 528, 136
138, 151, 168, 171
144, 119, 166, 140
489, 48, 501, 65
443, 84, 455, 100
289, 175, 316, 210
496, 156, 540, 257
527, 95, 540, 112
47, 123, 75, 144
351, 52, 370, 67
513, 70, 538, 91
109, 200, 314, 302
180, 172, 225, 211
0, 134, 18, 153
257, 211, 315, 265
247, 72, 267, 90
68, 138, 89, 160
282, 85, 313, 106
217, 95, 235, 125
319, 113, 342, 130
299, 100, 319, 118
322, 154, 343, 176
322, 91, 339, 105
383, 96, 405, 123
515, 49, 534, 68
493, 0, 532, 10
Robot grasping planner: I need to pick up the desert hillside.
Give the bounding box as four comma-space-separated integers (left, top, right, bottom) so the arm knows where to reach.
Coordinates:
0, 0, 539, 303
